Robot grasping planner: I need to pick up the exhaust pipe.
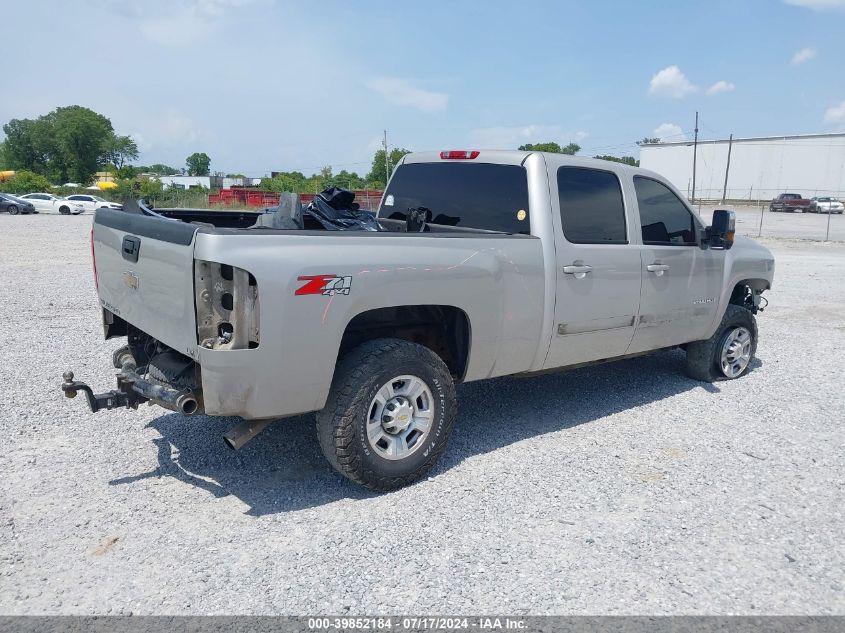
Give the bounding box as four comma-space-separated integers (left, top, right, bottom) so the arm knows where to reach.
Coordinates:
223, 418, 276, 450
176, 393, 199, 415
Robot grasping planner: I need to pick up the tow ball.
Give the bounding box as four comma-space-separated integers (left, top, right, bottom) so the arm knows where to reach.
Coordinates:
61, 370, 147, 413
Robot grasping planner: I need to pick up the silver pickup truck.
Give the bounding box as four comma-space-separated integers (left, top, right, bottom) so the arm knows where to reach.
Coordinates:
62, 150, 775, 490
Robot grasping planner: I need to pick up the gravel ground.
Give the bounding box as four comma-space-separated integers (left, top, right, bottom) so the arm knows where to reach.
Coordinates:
0, 214, 843, 615
695, 204, 844, 242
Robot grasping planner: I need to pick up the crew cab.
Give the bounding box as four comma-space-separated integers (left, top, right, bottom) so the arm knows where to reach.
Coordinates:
62, 151, 775, 491
770, 192, 811, 212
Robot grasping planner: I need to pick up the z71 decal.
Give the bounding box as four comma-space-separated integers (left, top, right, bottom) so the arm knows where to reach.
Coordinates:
295, 275, 352, 296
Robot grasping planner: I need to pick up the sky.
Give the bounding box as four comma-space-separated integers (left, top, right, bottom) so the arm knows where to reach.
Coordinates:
2, 0, 844, 177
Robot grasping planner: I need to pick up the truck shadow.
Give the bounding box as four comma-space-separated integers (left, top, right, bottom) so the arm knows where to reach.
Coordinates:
109, 349, 761, 515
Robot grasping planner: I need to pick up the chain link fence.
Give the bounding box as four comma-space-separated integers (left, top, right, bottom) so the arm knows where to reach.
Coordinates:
693, 203, 844, 242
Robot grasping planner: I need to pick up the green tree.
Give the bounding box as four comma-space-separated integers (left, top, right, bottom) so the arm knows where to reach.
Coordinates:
640, 137, 660, 144
145, 164, 182, 176
325, 169, 366, 190
185, 152, 211, 176
0, 170, 53, 194
518, 142, 581, 155
367, 147, 411, 187
593, 155, 639, 167
1, 117, 54, 174
103, 135, 139, 169
2, 106, 116, 184
49, 106, 115, 183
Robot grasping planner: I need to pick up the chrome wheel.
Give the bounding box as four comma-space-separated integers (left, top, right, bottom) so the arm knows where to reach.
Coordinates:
367, 374, 434, 461
720, 326, 752, 378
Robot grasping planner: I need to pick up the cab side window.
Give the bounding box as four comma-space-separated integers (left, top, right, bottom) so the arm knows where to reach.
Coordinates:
557, 167, 627, 244
634, 176, 698, 245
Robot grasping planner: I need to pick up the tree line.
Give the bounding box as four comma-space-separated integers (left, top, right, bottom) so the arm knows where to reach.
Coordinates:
518, 141, 639, 166
1, 104, 645, 199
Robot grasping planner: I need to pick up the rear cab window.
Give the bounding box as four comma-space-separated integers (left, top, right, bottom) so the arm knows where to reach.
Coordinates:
379, 162, 531, 234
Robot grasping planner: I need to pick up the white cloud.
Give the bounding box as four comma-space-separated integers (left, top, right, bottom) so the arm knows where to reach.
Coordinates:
784, 0, 845, 10
653, 123, 686, 142
131, 111, 206, 153
648, 66, 697, 98
823, 101, 845, 130
102, 0, 268, 46
791, 47, 817, 65
706, 80, 735, 96
467, 125, 587, 149
367, 78, 448, 113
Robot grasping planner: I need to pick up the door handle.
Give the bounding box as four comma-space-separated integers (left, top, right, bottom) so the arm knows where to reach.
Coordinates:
563, 264, 592, 279
563, 264, 592, 274
647, 263, 670, 276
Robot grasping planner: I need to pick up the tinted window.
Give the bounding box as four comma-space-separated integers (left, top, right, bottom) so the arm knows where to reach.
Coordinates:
379, 162, 530, 234
557, 167, 627, 244
634, 177, 698, 245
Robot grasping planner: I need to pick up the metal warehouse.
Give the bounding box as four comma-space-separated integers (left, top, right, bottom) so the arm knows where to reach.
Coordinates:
639, 132, 845, 203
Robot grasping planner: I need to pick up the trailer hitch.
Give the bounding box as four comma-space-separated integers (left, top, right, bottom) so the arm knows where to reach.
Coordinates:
61, 370, 148, 413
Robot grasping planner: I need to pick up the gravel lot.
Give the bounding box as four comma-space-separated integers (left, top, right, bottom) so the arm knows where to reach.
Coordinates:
695, 204, 844, 242
1, 214, 843, 615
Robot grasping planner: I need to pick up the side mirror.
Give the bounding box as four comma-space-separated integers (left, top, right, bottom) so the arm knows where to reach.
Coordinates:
708, 209, 735, 250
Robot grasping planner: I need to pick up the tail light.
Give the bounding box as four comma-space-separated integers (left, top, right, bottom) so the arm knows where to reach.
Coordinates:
91, 226, 98, 290
195, 260, 260, 350
440, 150, 479, 160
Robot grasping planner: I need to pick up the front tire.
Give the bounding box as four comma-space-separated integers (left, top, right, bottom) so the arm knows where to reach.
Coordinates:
316, 338, 457, 491
685, 304, 757, 382
7, 204, 19, 215
59, 206, 70, 215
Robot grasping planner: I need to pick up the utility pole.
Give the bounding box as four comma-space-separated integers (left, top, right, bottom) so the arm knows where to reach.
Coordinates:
383, 130, 389, 184
691, 111, 699, 204
721, 133, 733, 205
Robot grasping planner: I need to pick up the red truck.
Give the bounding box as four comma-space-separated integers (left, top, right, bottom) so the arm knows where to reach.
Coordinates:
770, 193, 811, 213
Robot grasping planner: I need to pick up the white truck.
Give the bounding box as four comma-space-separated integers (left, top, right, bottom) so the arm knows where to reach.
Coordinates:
62, 150, 775, 490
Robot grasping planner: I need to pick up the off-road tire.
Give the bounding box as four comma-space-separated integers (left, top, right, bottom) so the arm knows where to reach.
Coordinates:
316, 338, 457, 491
685, 304, 757, 382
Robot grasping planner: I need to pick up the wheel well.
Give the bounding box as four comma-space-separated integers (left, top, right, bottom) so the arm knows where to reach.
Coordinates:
339, 305, 470, 380
730, 279, 769, 312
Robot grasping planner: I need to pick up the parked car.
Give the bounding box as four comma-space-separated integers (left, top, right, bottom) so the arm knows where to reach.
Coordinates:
808, 197, 844, 214
19, 193, 85, 215
770, 193, 811, 212
62, 150, 775, 491
64, 194, 123, 213
0, 193, 36, 215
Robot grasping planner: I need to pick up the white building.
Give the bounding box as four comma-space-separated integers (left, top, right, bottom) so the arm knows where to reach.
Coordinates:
639, 133, 845, 202
154, 176, 263, 190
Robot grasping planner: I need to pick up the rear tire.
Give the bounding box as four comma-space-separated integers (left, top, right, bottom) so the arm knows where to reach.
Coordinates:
316, 338, 457, 491
685, 304, 757, 382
